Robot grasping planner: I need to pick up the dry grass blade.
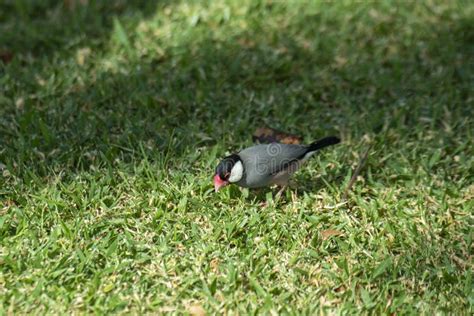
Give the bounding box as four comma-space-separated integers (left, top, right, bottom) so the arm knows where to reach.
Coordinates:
321, 229, 343, 240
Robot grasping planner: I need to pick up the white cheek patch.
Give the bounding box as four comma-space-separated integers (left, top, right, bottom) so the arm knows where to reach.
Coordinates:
228, 161, 244, 183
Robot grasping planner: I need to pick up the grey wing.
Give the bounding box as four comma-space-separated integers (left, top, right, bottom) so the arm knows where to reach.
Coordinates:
238, 143, 308, 187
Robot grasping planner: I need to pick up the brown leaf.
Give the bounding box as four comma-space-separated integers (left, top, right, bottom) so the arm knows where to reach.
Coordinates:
321, 229, 343, 240
253, 127, 301, 144
0, 50, 14, 64
188, 304, 206, 316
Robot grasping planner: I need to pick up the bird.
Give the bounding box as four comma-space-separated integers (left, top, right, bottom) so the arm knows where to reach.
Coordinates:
213, 136, 340, 194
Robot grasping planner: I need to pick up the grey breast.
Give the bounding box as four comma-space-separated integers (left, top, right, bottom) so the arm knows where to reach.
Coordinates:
236, 143, 308, 188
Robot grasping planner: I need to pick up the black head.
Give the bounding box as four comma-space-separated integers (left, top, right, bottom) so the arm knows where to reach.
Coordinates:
215, 154, 241, 181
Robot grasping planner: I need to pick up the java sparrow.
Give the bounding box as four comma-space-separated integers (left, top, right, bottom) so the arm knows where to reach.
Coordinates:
214, 136, 340, 192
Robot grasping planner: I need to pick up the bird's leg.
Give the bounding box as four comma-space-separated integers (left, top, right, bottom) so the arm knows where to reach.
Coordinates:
275, 184, 288, 202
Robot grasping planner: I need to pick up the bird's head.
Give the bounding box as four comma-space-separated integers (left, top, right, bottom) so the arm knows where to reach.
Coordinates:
214, 154, 243, 192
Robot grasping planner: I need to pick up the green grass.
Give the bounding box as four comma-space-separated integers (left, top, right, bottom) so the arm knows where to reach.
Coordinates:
1, 0, 473, 314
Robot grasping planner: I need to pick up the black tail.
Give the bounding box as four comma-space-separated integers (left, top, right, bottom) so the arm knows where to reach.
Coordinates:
307, 136, 340, 152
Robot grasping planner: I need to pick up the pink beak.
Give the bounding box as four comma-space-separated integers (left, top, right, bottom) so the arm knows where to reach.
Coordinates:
214, 174, 228, 192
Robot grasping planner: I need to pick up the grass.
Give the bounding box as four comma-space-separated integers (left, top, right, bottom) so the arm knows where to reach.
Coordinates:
1, 0, 473, 314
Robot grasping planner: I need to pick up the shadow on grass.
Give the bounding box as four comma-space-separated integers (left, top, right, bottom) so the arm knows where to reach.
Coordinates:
1, 1, 472, 180
0, 0, 164, 56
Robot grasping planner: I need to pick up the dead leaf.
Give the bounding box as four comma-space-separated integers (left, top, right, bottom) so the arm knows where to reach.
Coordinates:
321, 229, 343, 240
187, 304, 206, 316
253, 127, 301, 144
0, 50, 14, 64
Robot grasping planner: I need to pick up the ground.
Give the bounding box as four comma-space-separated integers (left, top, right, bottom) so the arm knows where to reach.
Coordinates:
0, 0, 473, 314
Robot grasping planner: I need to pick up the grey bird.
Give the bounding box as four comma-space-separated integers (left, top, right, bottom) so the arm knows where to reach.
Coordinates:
213, 136, 340, 193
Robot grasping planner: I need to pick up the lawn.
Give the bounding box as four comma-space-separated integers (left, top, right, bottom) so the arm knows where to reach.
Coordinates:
0, 0, 473, 314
